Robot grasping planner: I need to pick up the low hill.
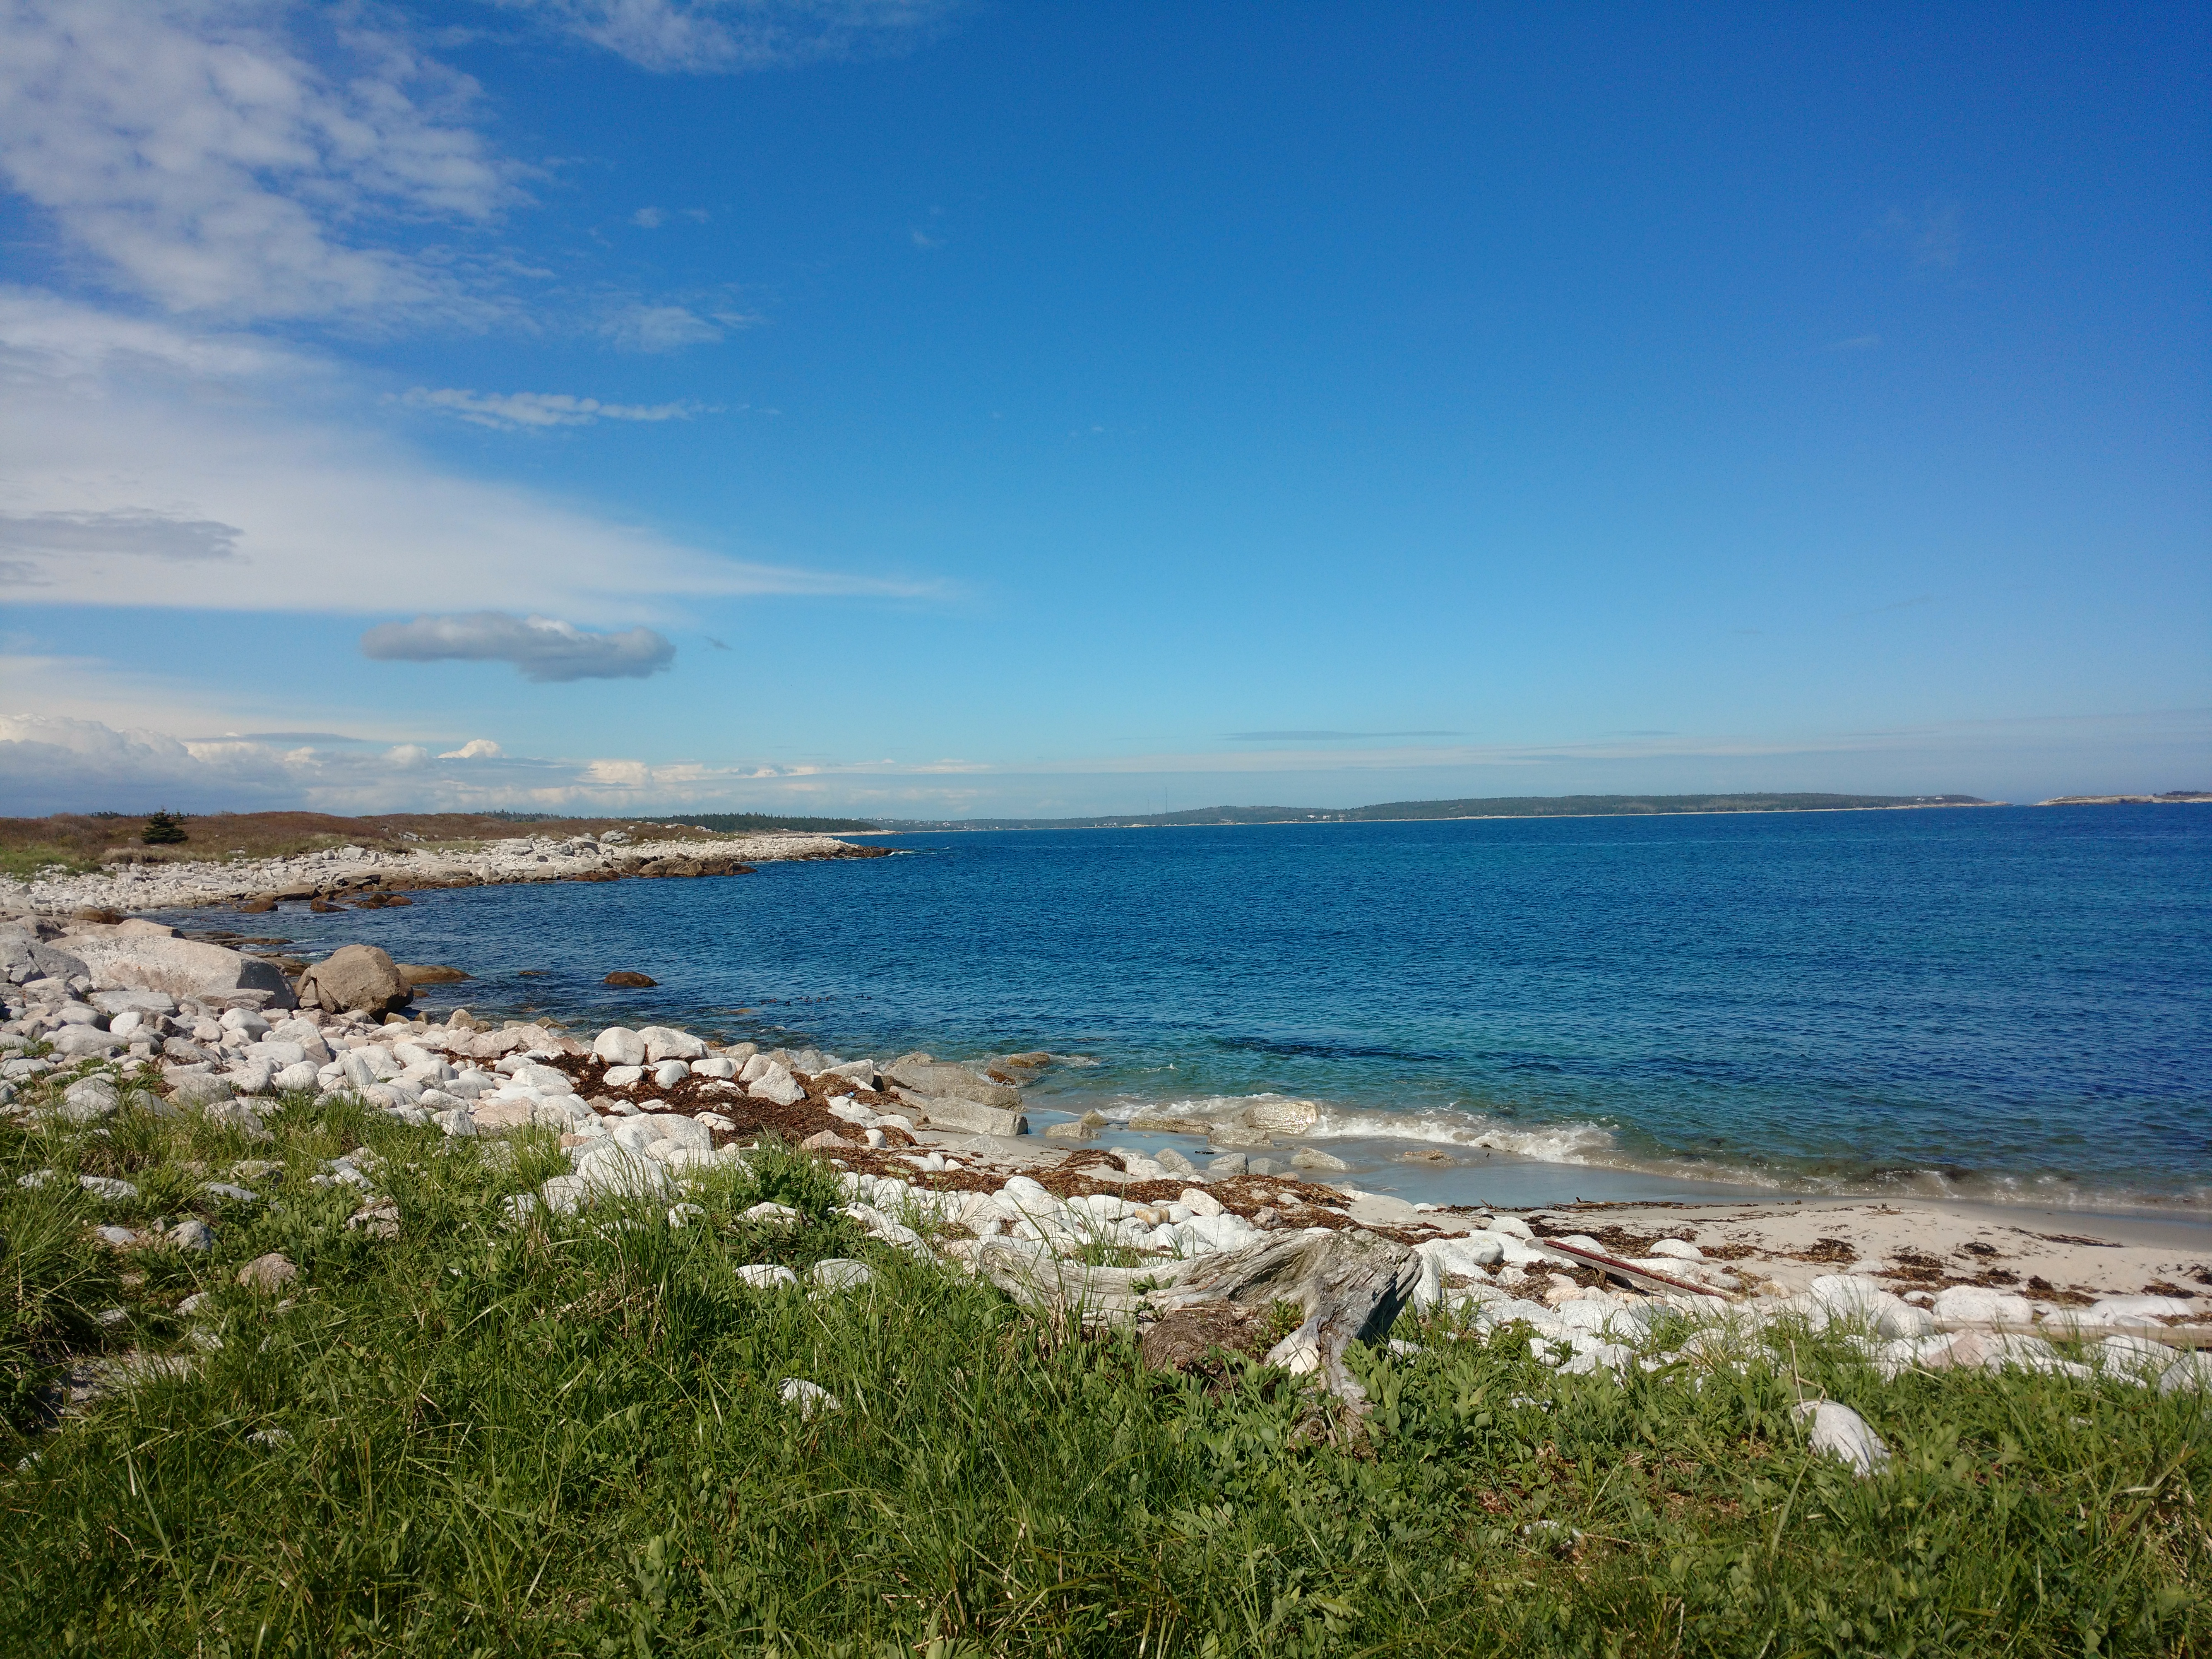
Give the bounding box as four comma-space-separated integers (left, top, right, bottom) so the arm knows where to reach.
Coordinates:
871, 791, 1990, 831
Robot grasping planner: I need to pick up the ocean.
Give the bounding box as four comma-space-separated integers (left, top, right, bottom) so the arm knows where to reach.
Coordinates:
185, 804, 2212, 1211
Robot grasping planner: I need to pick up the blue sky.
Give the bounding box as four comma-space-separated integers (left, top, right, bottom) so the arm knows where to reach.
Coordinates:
1, 0, 2205, 817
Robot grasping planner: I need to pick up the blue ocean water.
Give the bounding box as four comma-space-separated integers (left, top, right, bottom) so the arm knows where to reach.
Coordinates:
193, 805, 2212, 1208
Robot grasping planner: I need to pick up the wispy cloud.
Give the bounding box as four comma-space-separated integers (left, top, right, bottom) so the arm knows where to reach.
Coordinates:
1227, 729, 1464, 742
397, 387, 716, 428
0, 0, 517, 324
495, 0, 960, 75
1822, 333, 1881, 352
603, 302, 731, 351
0, 292, 934, 613
359, 612, 677, 681
1881, 203, 1963, 274
632, 205, 665, 227
0, 508, 241, 568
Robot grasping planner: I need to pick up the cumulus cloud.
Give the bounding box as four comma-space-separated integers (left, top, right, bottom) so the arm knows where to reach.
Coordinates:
397, 387, 714, 429
360, 611, 677, 681
438, 738, 505, 759
0, 0, 515, 323
496, 0, 957, 75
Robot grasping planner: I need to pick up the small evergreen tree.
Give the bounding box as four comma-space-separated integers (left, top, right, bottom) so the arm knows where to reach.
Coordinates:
141, 810, 188, 845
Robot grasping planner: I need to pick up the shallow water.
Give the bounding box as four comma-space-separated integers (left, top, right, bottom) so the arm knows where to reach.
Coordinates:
178, 804, 2212, 1209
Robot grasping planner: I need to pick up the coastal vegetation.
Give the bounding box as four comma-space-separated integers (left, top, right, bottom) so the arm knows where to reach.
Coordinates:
2, 1084, 2203, 1655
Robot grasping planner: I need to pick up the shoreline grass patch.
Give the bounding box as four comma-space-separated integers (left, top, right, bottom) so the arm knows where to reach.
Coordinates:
0, 1082, 2205, 1654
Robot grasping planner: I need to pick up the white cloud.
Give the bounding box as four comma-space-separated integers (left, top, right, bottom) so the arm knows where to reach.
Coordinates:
397, 386, 714, 428
604, 302, 725, 352
497, 0, 957, 75
0, 0, 516, 323
360, 611, 676, 681
0, 290, 935, 613
439, 738, 504, 759
631, 205, 664, 227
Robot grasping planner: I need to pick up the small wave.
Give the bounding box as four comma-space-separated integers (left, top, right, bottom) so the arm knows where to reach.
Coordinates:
1080, 1091, 2212, 1214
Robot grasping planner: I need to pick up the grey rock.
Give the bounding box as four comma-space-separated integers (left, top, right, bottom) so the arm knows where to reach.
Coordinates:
168, 1073, 236, 1108
52, 1025, 125, 1058
1152, 1147, 1199, 1176
55, 1003, 107, 1027
59, 1075, 121, 1122
1245, 1156, 1282, 1177
650, 1059, 692, 1088
77, 1173, 138, 1200
883, 1058, 1020, 1110
203, 1181, 258, 1202
1207, 1152, 1248, 1176
810, 1257, 875, 1290
973, 1225, 1421, 1409
602, 1064, 645, 1088
1291, 1147, 1351, 1172
897, 1092, 1026, 1137
91, 989, 177, 1017
167, 1219, 215, 1253
236, 1251, 297, 1291
92, 1224, 139, 1247
55, 931, 294, 1009
294, 945, 410, 1016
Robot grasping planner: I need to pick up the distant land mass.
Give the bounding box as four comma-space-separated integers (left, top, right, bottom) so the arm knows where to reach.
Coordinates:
866, 791, 1993, 832
2036, 791, 2210, 806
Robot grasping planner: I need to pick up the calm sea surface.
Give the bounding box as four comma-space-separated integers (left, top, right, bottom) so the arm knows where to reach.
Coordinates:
178, 805, 2212, 1209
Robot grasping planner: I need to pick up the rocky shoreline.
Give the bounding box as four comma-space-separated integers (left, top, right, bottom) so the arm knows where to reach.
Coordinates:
1, 828, 887, 921
5, 916, 2208, 1410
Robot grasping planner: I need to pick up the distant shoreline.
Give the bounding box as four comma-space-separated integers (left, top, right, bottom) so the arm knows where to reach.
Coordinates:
844, 798, 2013, 834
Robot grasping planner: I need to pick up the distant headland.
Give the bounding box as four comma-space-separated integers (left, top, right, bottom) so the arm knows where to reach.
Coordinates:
866, 791, 1998, 832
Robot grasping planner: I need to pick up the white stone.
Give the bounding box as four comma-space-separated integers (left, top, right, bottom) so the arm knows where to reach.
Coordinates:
747, 1063, 805, 1106
778, 1377, 838, 1417
1932, 1285, 2033, 1325
1796, 1399, 1890, 1476
692, 1056, 738, 1080
638, 1026, 706, 1062
810, 1257, 873, 1290
593, 1027, 647, 1067
741, 1202, 803, 1227
603, 1065, 644, 1089
736, 1263, 798, 1290
651, 1060, 691, 1088
1648, 1238, 1702, 1261
2160, 1352, 2212, 1394
78, 1173, 137, 1200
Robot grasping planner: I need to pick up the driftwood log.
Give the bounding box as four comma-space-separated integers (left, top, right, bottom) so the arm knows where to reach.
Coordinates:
965, 1226, 1421, 1406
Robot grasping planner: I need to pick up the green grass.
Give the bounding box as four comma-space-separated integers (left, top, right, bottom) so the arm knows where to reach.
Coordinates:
0, 1071, 2204, 1655
0, 845, 103, 881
